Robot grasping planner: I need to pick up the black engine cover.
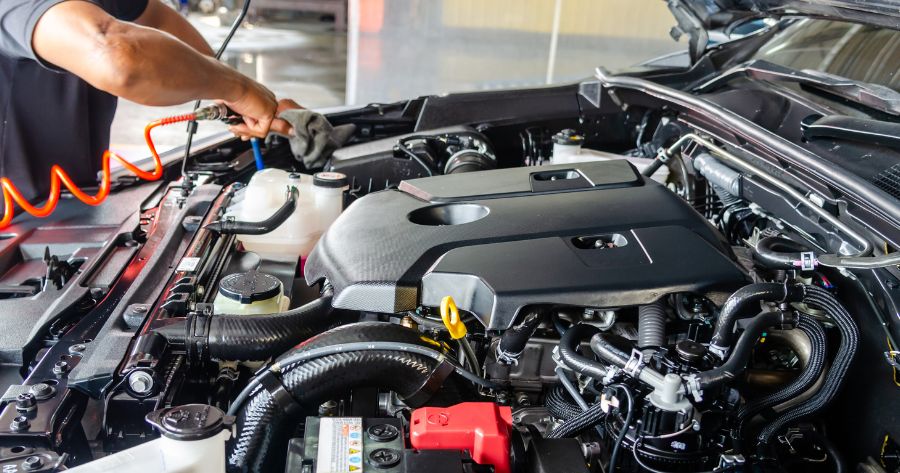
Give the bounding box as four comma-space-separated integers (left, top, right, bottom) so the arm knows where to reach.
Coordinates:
305, 160, 748, 330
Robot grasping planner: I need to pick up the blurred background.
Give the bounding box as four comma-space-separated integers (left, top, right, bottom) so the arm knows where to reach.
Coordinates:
111, 0, 683, 158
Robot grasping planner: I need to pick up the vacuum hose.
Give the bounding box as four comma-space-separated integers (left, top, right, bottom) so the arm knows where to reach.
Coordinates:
230, 322, 459, 472
753, 236, 814, 270
496, 310, 544, 364
693, 311, 788, 391
709, 283, 804, 356
557, 324, 608, 380
757, 286, 858, 445
205, 186, 298, 235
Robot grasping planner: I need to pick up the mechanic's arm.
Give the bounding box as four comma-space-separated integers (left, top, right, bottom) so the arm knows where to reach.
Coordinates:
32, 1, 274, 137
135, 0, 214, 56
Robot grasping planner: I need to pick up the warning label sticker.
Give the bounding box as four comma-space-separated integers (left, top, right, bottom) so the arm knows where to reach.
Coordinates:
316, 417, 364, 473
176, 257, 201, 272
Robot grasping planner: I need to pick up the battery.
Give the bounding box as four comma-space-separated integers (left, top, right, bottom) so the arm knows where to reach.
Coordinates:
285, 417, 490, 473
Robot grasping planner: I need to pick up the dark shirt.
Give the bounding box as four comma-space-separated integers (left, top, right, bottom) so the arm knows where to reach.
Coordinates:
0, 0, 149, 204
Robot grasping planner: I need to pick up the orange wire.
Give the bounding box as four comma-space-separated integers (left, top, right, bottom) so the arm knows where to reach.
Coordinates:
0, 113, 196, 229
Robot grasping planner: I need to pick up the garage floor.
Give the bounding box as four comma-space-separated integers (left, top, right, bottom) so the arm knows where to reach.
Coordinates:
110, 4, 681, 159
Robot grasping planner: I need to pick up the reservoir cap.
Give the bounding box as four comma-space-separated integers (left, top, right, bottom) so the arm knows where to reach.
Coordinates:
313, 171, 348, 188
218, 270, 281, 304
146, 404, 233, 441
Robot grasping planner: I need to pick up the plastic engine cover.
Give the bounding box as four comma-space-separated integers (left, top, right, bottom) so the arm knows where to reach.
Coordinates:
304, 160, 748, 330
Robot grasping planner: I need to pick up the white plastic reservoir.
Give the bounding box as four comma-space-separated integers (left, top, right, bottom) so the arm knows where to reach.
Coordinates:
226, 169, 348, 261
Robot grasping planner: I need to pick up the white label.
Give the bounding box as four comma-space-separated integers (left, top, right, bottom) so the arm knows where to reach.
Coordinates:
316, 417, 364, 473
176, 257, 201, 272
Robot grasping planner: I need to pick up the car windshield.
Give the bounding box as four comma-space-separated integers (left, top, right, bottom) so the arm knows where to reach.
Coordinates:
752, 18, 900, 93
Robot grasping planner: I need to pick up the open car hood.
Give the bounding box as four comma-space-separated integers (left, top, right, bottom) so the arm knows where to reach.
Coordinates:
668, 0, 900, 61
676, 0, 900, 28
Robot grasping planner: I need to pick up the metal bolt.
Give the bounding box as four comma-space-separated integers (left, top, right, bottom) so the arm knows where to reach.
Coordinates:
127, 371, 155, 396
16, 392, 37, 412
318, 400, 337, 416
515, 392, 531, 407
30, 383, 55, 401
23, 455, 43, 471
69, 344, 86, 354
369, 448, 401, 469
53, 360, 69, 376
10, 416, 30, 431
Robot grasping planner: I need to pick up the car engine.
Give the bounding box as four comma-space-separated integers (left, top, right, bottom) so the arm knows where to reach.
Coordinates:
0, 69, 898, 473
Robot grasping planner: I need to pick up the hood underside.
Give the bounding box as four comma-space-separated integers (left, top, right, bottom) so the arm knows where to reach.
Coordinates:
676, 0, 900, 30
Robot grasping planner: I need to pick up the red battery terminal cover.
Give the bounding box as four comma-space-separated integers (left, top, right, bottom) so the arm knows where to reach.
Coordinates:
409, 402, 513, 473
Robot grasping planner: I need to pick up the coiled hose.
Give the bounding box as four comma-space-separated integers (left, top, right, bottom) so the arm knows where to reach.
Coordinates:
229, 322, 463, 472
757, 286, 859, 445
735, 314, 826, 440
637, 301, 667, 355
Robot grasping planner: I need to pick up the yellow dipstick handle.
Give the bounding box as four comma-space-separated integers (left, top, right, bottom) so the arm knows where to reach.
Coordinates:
440, 296, 468, 339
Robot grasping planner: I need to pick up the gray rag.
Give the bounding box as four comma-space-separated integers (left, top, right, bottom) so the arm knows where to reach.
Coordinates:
275, 109, 356, 168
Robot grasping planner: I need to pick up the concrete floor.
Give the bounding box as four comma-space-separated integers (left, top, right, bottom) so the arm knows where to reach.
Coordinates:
110, 3, 683, 159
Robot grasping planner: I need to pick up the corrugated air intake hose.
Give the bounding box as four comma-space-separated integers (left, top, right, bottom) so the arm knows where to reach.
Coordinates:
228, 322, 466, 472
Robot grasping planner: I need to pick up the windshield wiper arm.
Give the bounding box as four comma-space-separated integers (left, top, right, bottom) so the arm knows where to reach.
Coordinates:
695, 59, 900, 116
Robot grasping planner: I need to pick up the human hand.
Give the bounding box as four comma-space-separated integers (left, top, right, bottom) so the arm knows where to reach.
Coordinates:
224, 77, 277, 139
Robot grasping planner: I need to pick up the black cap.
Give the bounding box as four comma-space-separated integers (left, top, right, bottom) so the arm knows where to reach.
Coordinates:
313, 171, 348, 188
675, 340, 707, 364
552, 129, 584, 146
146, 404, 233, 441
218, 271, 281, 304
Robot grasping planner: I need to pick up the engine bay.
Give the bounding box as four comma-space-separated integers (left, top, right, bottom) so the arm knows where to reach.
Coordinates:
0, 68, 899, 473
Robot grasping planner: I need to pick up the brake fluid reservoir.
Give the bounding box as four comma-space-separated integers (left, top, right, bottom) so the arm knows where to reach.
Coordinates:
230, 169, 347, 261
213, 270, 289, 315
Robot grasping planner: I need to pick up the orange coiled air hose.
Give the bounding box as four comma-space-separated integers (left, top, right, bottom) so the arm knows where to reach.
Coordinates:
0, 113, 198, 229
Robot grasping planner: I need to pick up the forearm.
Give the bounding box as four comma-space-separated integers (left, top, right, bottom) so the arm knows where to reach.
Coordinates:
93, 22, 243, 105
33, 2, 242, 106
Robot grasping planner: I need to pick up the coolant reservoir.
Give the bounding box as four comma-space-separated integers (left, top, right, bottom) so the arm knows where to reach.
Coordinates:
228, 169, 348, 261
213, 270, 289, 315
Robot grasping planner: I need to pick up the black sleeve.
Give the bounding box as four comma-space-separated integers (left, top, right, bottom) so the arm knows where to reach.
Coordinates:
0, 0, 67, 61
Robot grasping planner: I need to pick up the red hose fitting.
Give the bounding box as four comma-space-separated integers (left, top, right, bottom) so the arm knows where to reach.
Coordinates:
0, 112, 198, 229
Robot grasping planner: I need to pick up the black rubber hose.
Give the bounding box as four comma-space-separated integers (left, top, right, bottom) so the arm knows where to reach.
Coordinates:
547, 401, 606, 438
736, 315, 826, 440
205, 289, 334, 361
753, 236, 813, 270
205, 187, 298, 235
230, 322, 459, 472
757, 286, 859, 445
496, 310, 544, 363
696, 311, 785, 390
637, 301, 667, 353
642, 158, 664, 177
589, 332, 632, 370
710, 283, 804, 353
557, 324, 608, 379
